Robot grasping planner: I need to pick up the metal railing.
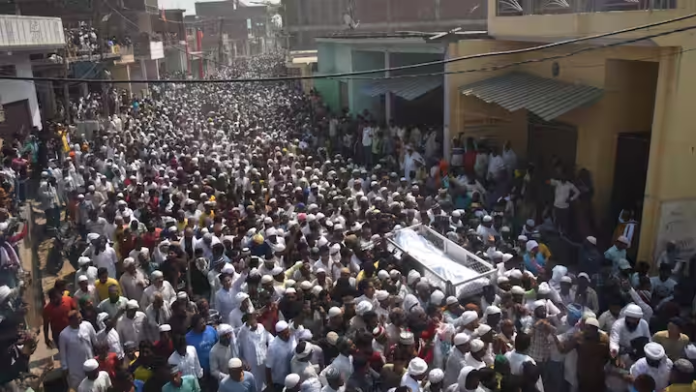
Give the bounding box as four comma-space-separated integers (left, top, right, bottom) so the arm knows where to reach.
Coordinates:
497, 0, 676, 16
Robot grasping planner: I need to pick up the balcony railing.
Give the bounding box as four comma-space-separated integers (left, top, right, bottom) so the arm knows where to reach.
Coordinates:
497, 0, 676, 16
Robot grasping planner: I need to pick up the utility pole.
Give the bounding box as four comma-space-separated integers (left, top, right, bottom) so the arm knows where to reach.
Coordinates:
216, 17, 225, 68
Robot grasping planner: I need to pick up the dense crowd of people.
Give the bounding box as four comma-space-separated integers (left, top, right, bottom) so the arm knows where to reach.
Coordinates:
0, 56, 691, 392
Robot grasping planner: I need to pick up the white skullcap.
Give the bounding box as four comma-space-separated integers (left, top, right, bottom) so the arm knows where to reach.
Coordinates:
446, 296, 459, 306
78, 256, 91, 266
261, 275, 273, 284
274, 244, 286, 253
578, 272, 590, 281
300, 281, 313, 290
218, 324, 233, 335
561, 276, 572, 283
275, 321, 289, 332
407, 270, 421, 285
159, 324, 172, 332
377, 270, 389, 280
526, 219, 536, 227
429, 368, 444, 383
376, 290, 389, 301
123, 257, 135, 267
272, 266, 284, 275
356, 301, 373, 316
126, 300, 139, 309
284, 374, 301, 388
475, 324, 492, 337
518, 235, 528, 241
482, 215, 493, 222
470, 339, 485, 352
266, 228, 277, 236
222, 264, 235, 275
151, 270, 164, 279
537, 282, 551, 295
83, 358, 99, 372
685, 343, 696, 360
644, 342, 666, 360
509, 270, 523, 279
486, 306, 501, 315
78, 275, 89, 282
408, 357, 428, 376
526, 240, 539, 252
235, 292, 249, 302
586, 236, 597, 245
430, 290, 445, 305
264, 217, 273, 224
459, 311, 478, 326
177, 291, 188, 300
454, 333, 471, 346
511, 285, 525, 295
497, 276, 509, 284
624, 304, 644, 319
502, 253, 514, 262
285, 288, 297, 295
328, 307, 342, 317
311, 286, 323, 296
492, 251, 504, 259
584, 318, 600, 328
228, 358, 243, 368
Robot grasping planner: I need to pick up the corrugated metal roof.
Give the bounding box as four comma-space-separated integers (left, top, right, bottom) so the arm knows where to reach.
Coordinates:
459, 72, 604, 121
362, 76, 443, 101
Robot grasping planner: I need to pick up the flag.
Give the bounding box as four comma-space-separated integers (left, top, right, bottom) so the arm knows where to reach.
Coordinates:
161, 7, 167, 22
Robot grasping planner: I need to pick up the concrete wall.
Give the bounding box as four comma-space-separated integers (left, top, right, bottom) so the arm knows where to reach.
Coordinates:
448, 39, 662, 247
0, 53, 42, 129
350, 50, 385, 117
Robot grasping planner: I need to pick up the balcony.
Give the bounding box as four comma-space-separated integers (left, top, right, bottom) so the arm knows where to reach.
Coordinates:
134, 35, 165, 60
497, 0, 676, 16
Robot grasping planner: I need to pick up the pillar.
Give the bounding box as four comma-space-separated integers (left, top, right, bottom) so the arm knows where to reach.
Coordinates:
443, 44, 451, 159
385, 50, 392, 124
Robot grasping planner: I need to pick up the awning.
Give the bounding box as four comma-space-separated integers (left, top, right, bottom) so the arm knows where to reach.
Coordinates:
459, 72, 603, 121
362, 76, 443, 101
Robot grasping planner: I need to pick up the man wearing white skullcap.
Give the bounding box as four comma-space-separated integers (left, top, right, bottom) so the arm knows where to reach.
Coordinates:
75, 256, 98, 287
229, 292, 254, 330
60, 310, 99, 390
267, 321, 297, 390
609, 303, 650, 357
141, 269, 176, 310
77, 358, 111, 392
427, 368, 444, 390
116, 299, 147, 345
210, 324, 239, 382
283, 374, 301, 392
119, 256, 148, 303
456, 311, 479, 335
402, 357, 428, 392
218, 357, 256, 392
464, 339, 487, 369
630, 342, 673, 390
444, 333, 471, 386
237, 313, 273, 392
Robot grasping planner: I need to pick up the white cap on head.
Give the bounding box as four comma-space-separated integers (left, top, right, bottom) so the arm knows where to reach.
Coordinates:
78, 275, 89, 282
532, 299, 546, 310
407, 270, 421, 285
126, 300, 139, 309
497, 276, 509, 284
376, 290, 389, 301
284, 374, 301, 388
430, 290, 445, 305
159, 324, 172, 332
537, 282, 551, 295
83, 358, 99, 372
454, 333, 470, 346
276, 321, 289, 332
356, 301, 373, 316
459, 311, 478, 326
511, 285, 525, 295
475, 324, 492, 337
228, 358, 243, 368
407, 357, 428, 376
586, 236, 597, 245
446, 296, 458, 306
502, 253, 514, 262
429, 369, 444, 383
78, 256, 91, 266
483, 215, 493, 223
584, 317, 600, 328
328, 307, 342, 317
509, 269, 523, 279
218, 324, 233, 335
486, 306, 501, 315
561, 276, 572, 283
624, 304, 644, 318
644, 342, 666, 360
470, 339, 485, 352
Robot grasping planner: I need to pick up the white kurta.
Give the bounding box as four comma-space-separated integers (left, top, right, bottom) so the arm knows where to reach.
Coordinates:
215, 287, 237, 324
140, 281, 176, 310
119, 270, 148, 302
75, 266, 99, 287
77, 371, 112, 392
59, 322, 98, 390
168, 346, 204, 378
266, 336, 297, 385
238, 325, 272, 391
96, 328, 124, 358
116, 311, 148, 344
210, 341, 239, 381
92, 247, 118, 279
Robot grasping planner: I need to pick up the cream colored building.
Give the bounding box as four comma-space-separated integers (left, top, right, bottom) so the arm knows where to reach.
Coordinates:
446, 0, 696, 262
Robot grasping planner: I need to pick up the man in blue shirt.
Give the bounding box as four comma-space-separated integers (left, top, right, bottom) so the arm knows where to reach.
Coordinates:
219, 358, 257, 392
163, 367, 201, 392
186, 314, 218, 389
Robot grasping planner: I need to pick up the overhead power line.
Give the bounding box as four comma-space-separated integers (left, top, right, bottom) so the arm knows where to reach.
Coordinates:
5, 12, 696, 86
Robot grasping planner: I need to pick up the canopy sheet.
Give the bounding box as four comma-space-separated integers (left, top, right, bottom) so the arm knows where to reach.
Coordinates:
394, 228, 489, 296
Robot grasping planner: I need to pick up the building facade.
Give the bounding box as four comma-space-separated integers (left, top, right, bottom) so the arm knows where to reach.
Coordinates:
282, 0, 487, 51
446, 0, 696, 262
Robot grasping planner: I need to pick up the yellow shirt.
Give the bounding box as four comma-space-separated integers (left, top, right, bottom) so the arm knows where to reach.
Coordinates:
665, 382, 696, 392
539, 243, 552, 260
95, 278, 121, 302
133, 365, 153, 382
199, 211, 215, 227
652, 330, 690, 361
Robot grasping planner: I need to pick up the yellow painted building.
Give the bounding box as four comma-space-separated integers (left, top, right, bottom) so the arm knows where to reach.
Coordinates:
446, 0, 696, 263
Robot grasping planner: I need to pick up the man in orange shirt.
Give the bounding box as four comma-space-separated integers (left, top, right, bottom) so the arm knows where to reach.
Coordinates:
43, 287, 77, 348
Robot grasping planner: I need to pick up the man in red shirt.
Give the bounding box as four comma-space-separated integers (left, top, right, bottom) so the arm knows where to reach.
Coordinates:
42, 287, 77, 348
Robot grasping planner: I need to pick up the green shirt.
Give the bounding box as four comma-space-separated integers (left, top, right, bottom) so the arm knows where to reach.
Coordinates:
163, 375, 201, 392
